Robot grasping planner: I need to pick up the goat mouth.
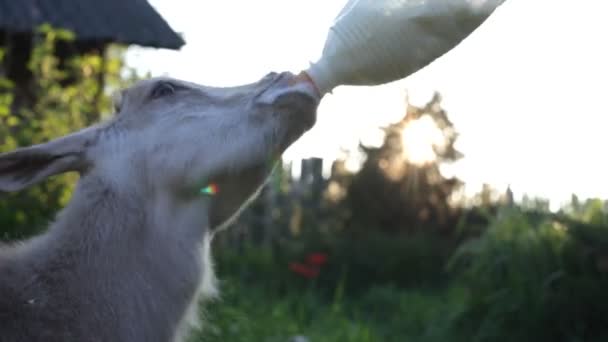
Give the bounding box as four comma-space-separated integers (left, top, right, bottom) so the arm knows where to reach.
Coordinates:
255, 72, 321, 106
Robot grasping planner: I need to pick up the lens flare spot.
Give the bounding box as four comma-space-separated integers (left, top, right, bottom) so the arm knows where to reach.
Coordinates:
200, 184, 219, 195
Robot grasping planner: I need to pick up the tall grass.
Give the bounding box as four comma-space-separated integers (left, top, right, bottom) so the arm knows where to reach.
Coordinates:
190, 207, 608, 342
189, 280, 466, 342
448, 208, 608, 342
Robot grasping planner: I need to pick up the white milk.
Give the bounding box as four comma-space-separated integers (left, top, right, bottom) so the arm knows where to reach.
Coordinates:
304, 0, 505, 96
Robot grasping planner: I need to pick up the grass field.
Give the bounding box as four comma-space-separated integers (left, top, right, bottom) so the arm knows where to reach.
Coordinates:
190, 279, 466, 342
188, 208, 608, 342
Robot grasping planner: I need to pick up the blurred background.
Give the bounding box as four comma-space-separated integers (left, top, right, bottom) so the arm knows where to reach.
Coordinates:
1, 1, 607, 341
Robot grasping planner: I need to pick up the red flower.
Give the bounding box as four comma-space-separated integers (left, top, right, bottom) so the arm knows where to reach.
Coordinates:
306, 252, 328, 266
289, 262, 320, 279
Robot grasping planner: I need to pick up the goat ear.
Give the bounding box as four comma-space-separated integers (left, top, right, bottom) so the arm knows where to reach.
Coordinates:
0, 127, 97, 192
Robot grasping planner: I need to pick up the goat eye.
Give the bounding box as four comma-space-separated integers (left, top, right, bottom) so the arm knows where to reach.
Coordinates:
151, 82, 176, 99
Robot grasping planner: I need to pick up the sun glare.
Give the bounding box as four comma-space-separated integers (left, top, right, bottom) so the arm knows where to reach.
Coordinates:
401, 116, 444, 165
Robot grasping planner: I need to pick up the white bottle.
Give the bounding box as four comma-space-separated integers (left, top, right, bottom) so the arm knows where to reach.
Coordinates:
304, 0, 505, 97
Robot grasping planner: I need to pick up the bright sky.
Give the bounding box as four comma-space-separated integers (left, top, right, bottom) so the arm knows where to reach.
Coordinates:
126, 0, 608, 208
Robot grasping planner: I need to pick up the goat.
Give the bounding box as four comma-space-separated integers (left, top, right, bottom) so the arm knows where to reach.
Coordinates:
0, 72, 319, 342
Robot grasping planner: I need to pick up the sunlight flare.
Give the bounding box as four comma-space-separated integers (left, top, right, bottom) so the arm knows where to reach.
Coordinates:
401, 115, 444, 165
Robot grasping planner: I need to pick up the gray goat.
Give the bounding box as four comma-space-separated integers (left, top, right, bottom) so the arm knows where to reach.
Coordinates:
0, 72, 319, 342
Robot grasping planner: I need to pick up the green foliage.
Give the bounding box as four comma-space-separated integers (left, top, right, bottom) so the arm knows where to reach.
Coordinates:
0, 26, 135, 240
343, 93, 462, 233
189, 278, 464, 342
215, 228, 457, 300
448, 208, 608, 342
199, 205, 608, 341
307, 230, 456, 293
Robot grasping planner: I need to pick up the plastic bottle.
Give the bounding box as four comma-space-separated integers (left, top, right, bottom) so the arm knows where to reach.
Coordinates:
303, 0, 505, 97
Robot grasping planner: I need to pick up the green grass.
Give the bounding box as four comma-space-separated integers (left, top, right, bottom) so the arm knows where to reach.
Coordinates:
189, 208, 608, 342
189, 279, 467, 342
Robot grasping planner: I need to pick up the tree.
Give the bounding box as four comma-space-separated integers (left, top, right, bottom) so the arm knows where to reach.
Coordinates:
0, 26, 138, 240
343, 92, 463, 233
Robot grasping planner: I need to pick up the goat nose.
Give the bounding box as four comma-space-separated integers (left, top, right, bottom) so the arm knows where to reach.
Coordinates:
279, 72, 321, 101
256, 72, 321, 105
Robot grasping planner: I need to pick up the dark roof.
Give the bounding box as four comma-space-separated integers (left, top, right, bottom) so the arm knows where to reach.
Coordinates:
0, 0, 185, 49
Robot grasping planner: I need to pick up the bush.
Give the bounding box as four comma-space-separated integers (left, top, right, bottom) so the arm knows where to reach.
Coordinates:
448, 208, 608, 342
214, 228, 459, 300
204, 204, 608, 341
0, 26, 135, 240
315, 230, 457, 293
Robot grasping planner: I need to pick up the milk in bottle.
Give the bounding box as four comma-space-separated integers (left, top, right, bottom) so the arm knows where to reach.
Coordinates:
303, 0, 505, 97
